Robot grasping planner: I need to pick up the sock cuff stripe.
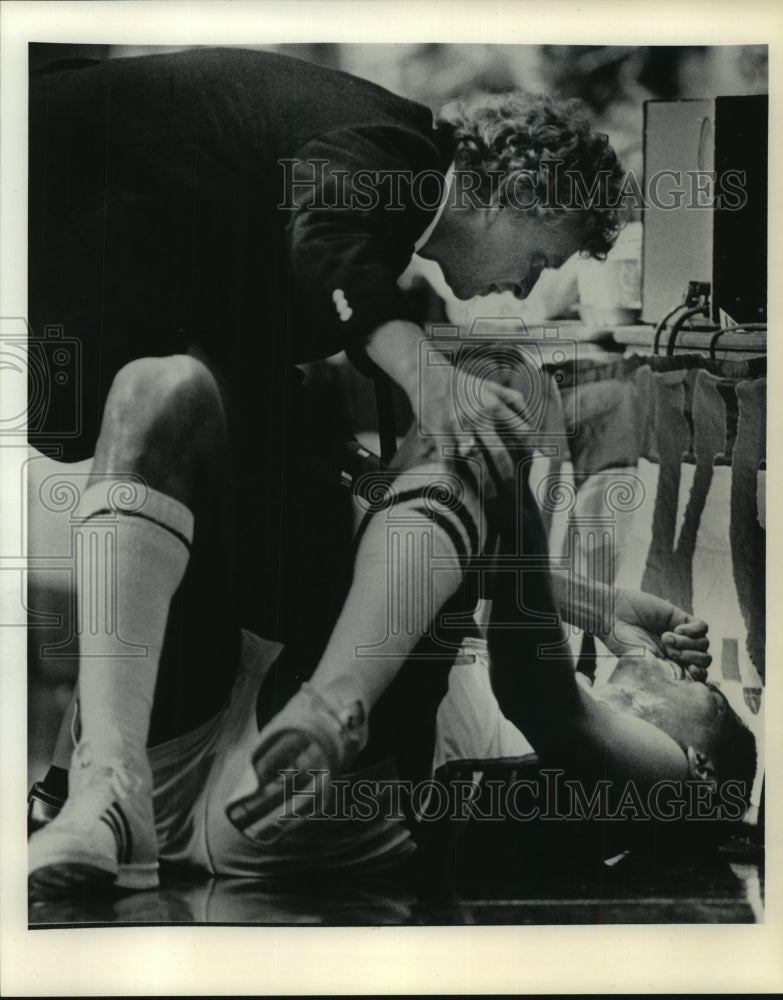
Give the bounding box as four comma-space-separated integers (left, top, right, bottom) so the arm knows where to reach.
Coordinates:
86, 507, 193, 551
354, 489, 479, 561
409, 504, 471, 563
389, 487, 481, 557
78, 483, 195, 545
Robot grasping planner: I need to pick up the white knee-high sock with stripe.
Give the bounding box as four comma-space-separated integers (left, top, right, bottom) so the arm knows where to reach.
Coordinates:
74, 483, 194, 761
308, 463, 484, 710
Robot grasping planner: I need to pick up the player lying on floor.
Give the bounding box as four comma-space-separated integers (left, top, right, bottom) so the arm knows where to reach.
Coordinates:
28, 355, 754, 897
226, 418, 756, 841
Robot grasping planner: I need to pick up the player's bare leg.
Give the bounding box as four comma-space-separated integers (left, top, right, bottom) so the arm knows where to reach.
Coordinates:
29, 355, 228, 897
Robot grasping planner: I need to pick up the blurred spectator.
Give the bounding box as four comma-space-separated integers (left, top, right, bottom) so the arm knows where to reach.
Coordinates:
339, 43, 544, 111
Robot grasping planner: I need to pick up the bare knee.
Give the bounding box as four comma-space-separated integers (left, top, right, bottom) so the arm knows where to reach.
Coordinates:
107, 353, 221, 423
93, 356, 226, 496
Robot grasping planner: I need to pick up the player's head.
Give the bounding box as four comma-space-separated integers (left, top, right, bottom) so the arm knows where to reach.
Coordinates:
420, 92, 624, 299
602, 655, 756, 800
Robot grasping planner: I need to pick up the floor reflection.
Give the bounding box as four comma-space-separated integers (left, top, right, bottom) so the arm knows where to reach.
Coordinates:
29, 848, 762, 927
29, 869, 419, 926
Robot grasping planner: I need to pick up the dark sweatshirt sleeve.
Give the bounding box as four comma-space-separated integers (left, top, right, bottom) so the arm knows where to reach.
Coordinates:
284, 123, 446, 374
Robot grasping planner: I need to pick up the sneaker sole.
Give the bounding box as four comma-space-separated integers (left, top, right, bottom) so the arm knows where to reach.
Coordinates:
29, 861, 159, 899
29, 862, 117, 899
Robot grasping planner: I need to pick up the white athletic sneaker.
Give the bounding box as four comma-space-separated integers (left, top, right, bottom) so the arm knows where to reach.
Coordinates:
28, 741, 159, 898
226, 680, 369, 844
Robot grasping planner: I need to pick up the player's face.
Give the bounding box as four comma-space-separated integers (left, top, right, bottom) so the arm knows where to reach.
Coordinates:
597, 655, 728, 759
424, 207, 585, 301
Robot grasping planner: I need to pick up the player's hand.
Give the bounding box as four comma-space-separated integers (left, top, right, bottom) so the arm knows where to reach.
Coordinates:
659, 616, 712, 681
606, 588, 712, 680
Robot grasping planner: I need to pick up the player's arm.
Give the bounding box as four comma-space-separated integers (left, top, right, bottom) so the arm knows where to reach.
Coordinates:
548, 569, 712, 678
489, 604, 692, 790
487, 519, 701, 790
524, 572, 708, 786
364, 319, 525, 443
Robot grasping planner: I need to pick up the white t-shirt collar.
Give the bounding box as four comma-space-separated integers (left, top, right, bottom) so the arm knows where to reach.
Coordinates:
414, 162, 455, 254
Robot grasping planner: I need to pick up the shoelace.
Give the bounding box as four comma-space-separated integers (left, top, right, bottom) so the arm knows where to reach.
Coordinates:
69, 696, 82, 747
71, 742, 142, 799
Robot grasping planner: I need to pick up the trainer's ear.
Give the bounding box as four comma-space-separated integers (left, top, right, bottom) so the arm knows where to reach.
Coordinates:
685, 746, 718, 784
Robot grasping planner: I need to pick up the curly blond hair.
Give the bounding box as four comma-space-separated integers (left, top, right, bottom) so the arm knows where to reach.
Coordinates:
439, 92, 625, 260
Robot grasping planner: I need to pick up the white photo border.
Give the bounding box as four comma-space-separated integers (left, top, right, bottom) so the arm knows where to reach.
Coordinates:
1, 1, 782, 994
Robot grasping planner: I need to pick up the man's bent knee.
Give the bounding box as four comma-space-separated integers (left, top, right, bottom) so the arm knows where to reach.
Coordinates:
102, 356, 224, 442
93, 356, 226, 495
